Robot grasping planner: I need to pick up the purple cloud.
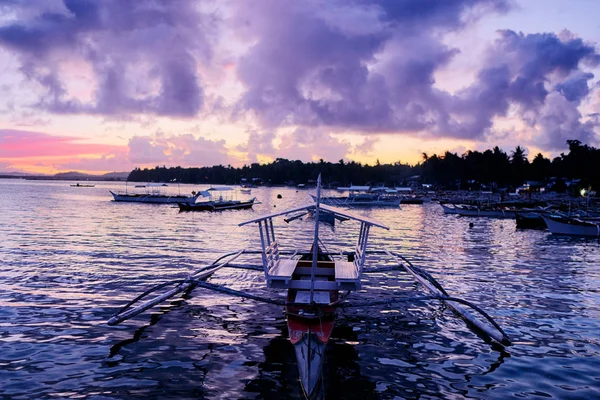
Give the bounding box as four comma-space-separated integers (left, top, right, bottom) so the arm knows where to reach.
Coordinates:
128, 133, 230, 167
1, 0, 598, 154
0, 0, 210, 117
231, 1, 598, 149
233, 0, 511, 132
449, 30, 600, 148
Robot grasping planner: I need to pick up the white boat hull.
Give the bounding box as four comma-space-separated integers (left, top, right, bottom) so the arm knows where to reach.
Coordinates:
542, 216, 600, 237
294, 333, 325, 399
440, 204, 515, 218
110, 191, 200, 204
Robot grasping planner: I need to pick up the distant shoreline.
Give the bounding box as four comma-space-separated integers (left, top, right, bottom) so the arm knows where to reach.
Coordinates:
0, 175, 126, 181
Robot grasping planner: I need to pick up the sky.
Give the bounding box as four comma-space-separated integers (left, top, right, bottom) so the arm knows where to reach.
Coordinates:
0, 0, 599, 175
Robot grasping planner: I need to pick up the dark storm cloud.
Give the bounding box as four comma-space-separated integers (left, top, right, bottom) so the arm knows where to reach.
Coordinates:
0, 0, 209, 117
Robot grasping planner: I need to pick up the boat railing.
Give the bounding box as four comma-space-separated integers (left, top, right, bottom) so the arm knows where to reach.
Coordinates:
265, 241, 281, 270
263, 241, 300, 288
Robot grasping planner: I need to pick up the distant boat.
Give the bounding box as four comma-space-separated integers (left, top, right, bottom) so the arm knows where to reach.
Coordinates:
541, 215, 600, 237
178, 197, 256, 211
240, 188, 252, 194
515, 211, 546, 229
109, 183, 200, 204
440, 203, 516, 218
71, 183, 95, 187
178, 186, 257, 211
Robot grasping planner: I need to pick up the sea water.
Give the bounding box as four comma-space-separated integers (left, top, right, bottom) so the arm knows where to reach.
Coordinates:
0, 179, 599, 399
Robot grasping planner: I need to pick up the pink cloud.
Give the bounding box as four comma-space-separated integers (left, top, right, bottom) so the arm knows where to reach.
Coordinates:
0, 129, 124, 157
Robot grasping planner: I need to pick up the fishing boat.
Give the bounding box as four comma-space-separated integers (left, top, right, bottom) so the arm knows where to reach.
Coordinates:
108, 175, 510, 399
541, 215, 600, 237
109, 183, 201, 204
515, 211, 547, 229
440, 203, 516, 218
178, 186, 257, 211
178, 197, 256, 211
70, 183, 95, 187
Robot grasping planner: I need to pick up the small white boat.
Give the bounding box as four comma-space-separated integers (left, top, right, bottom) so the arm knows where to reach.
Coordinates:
542, 215, 600, 237
110, 183, 201, 204
440, 203, 516, 218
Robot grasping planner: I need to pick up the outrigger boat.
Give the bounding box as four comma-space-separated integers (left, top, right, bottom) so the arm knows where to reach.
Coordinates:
108, 175, 510, 399
110, 183, 201, 204
177, 187, 257, 211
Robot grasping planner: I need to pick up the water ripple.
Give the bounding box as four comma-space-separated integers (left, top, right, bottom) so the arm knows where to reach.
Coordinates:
0, 180, 599, 399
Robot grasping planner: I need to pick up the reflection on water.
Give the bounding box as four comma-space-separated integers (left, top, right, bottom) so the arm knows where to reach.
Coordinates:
1, 179, 599, 399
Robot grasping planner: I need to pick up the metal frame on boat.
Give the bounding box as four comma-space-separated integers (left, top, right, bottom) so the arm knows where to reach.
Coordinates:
108, 175, 510, 399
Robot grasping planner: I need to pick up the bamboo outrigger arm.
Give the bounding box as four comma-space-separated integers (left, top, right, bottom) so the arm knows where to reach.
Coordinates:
383, 250, 511, 346
108, 249, 246, 326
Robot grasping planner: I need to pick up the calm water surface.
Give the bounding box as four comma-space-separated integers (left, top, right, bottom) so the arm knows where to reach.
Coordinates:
0, 179, 599, 399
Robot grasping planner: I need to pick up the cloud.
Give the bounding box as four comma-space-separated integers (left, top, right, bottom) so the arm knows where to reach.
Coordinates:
235, 129, 276, 163
276, 128, 351, 162
128, 132, 231, 166
231, 1, 598, 149
54, 149, 133, 172
1, 0, 598, 158
232, 0, 511, 132
0, 0, 213, 117
0, 128, 123, 157
532, 92, 597, 150
353, 136, 379, 156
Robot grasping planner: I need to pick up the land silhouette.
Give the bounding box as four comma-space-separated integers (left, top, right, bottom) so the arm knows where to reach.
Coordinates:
128, 140, 599, 192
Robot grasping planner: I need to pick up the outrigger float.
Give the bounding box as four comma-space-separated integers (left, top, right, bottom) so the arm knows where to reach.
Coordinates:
108, 175, 510, 399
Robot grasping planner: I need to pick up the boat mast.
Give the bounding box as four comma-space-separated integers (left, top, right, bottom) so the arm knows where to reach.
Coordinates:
310, 174, 322, 304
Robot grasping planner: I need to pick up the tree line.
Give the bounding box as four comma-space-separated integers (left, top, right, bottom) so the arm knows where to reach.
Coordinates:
127, 140, 599, 191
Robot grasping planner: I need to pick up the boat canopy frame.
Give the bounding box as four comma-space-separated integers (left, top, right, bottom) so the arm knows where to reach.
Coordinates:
239, 203, 389, 290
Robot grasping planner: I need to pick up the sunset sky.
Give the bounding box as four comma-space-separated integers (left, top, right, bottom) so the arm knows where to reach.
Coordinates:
0, 0, 599, 174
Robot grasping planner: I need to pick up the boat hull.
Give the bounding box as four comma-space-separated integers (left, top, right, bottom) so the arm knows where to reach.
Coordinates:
178, 198, 256, 211
441, 203, 516, 218
288, 312, 335, 399
515, 212, 546, 229
110, 191, 199, 204
542, 216, 600, 237
293, 332, 326, 399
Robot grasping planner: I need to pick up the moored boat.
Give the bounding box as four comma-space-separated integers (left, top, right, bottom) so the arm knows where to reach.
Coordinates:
178, 197, 256, 211
108, 175, 510, 399
110, 190, 201, 204
440, 203, 516, 218
541, 215, 600, 237
515, 211, 547, 229
110, 183, 201, 204
71, 183, 95, 187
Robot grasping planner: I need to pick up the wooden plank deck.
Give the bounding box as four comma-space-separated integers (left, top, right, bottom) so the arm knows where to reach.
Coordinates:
266, 259, 298, 288
334, 261, 360, 290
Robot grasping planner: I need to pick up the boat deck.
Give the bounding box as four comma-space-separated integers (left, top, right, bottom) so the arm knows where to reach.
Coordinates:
266, 258, 361, 291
